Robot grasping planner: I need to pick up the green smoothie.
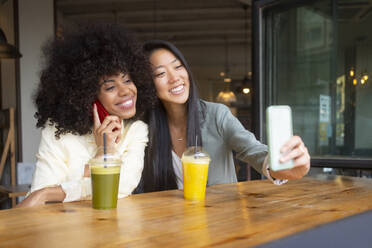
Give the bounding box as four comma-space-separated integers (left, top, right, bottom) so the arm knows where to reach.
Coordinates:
91, 165, 121, 209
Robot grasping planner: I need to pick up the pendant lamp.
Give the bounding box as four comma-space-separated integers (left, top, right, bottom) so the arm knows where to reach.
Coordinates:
216, 37, 237, 104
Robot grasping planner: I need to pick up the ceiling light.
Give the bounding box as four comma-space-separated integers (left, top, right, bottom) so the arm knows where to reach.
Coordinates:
216, 91, 237, 103
242, 88, 250, 94
349, 68, 354, 77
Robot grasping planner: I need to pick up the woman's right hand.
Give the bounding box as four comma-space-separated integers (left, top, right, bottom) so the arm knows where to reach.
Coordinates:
93, 104, 122, 155
15, 189, 47, 208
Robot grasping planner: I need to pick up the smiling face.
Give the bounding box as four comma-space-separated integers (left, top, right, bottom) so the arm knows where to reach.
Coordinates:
149, 48, 190, 107
97, 72, 137, 120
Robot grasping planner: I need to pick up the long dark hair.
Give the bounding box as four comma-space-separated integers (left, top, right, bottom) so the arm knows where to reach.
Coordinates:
135, 40, 205, 193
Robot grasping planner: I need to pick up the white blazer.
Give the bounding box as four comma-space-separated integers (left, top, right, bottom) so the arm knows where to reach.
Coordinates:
30, 120, 148, 202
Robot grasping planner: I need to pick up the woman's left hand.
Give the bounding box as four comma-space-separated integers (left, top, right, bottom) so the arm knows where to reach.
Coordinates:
270, 136, 311, 180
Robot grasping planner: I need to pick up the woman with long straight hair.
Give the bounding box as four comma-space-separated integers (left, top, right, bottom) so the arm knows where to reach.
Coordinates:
136, 40, 310, 193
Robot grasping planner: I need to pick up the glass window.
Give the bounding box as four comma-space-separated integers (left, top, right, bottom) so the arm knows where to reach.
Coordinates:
260, 0, 372, 162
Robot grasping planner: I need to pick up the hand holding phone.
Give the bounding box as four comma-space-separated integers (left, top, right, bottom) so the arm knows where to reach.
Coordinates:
266, 105, 294, 171
92, 100, 121, 149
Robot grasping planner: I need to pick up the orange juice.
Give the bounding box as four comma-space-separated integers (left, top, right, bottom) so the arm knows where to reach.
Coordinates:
182, 147, 210, 201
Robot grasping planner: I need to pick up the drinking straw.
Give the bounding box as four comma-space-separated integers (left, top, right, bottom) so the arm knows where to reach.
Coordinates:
103, 133, 107, 167
194, 135, 198, 159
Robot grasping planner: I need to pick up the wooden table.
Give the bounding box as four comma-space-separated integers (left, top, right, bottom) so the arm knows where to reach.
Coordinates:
1, 175, 372, 247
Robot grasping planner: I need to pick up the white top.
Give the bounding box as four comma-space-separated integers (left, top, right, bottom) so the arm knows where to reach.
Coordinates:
171, 151, 183, 189
30, 120, 148, 202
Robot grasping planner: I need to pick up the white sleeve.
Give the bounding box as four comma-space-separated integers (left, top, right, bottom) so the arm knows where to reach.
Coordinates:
31, 126, 91, 202
117, 121, 148, 198
60, 177, 91, 202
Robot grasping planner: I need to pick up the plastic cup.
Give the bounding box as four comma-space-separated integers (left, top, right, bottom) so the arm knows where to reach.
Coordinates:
89, 155, 122, 209
182, 146, 210, 201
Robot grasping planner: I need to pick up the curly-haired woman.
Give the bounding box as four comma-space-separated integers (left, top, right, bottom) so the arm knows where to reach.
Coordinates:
16, 24, 155, 207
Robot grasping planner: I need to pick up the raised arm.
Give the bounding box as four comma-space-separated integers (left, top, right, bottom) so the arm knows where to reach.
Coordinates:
217, 103, 310, 181
216, 103, 268, 173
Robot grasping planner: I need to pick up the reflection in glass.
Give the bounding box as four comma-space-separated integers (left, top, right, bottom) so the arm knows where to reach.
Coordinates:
264, 0, 372, 159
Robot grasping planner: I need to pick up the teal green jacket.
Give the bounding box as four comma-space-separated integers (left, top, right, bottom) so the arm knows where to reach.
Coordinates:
200, 100, 268, 185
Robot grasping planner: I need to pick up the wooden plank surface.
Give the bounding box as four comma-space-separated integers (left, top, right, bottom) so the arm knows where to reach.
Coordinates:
1, 175, 372, 247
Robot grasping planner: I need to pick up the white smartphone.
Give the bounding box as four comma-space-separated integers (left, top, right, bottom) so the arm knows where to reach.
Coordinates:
266, 105, 294, 171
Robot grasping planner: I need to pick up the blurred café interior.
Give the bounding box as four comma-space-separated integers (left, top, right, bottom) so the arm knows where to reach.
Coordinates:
0, 0, 371, 210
